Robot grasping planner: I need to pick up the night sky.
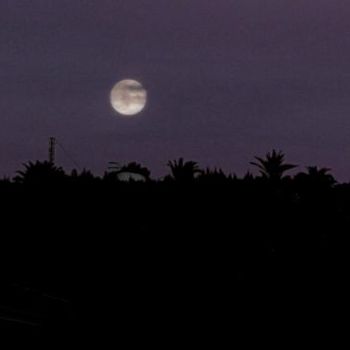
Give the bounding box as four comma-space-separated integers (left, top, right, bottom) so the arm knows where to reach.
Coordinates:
1, 1, 350, 179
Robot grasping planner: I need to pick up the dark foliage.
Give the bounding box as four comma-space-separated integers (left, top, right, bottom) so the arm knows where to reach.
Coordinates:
250, 149, 297, 181
0, 152, 347, 342
167, 158, 202, 182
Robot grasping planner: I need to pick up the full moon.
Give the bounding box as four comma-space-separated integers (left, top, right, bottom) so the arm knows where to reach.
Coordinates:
110, 79, 147, 116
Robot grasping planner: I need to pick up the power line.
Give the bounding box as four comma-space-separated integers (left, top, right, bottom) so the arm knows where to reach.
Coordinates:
55, 139, 81, 171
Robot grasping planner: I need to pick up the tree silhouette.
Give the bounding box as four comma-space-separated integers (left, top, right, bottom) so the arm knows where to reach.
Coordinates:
107, 161, 151, 181
167, 158, 202, 182
0, 150, 347, 331
197, 168, 229, 184
303, 166, 335, 187
250, 150, 297, 181
14, 161, 66, 185
119, 162, 151, 180
294, 166, 336, 199
70, 168, 98, 186
108, 162, 121, 172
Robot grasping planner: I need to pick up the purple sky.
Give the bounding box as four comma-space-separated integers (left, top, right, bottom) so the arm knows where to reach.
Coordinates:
1, 0, 350, 179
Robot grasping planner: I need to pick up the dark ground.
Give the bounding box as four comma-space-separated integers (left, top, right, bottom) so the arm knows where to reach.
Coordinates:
0, 178, 348, 344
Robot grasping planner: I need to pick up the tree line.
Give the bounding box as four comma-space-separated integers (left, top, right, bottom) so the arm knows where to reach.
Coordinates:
0, 149, 339, 186
0, 149, 348, 338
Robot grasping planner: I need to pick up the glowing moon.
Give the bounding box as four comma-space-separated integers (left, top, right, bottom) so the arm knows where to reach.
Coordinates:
110, 79, 147, 116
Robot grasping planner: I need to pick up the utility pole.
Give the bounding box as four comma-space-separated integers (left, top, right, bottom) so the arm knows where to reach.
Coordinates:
49, 137, 56, 164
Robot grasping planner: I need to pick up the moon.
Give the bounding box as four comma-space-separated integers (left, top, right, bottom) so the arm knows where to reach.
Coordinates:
110, 79, 147, 116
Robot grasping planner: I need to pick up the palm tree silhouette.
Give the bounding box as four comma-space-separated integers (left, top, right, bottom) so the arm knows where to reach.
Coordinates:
294, 166, 336, 192
250, 150, 297, 181
120, 162, 151, 180
108, 162, 121, 172
167, 158, 202, 182
305, 166, 336, 186
107, 161, 151, 181
15, 161, 66, 185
